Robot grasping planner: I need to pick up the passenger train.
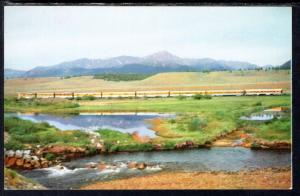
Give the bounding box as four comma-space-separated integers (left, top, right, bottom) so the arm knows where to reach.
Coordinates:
17, 89, 283, 99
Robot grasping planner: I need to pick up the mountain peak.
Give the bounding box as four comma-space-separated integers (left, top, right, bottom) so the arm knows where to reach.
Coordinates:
145, 51, 181, 63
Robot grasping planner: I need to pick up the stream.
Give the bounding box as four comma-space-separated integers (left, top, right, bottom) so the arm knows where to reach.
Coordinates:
18, 147, 291, 189
5, 112, 291, 190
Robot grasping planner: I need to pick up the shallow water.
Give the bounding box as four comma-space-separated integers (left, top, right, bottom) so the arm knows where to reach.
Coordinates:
240, 114, 275, 121
6, 112, 175, 137
19, 147, 291, 190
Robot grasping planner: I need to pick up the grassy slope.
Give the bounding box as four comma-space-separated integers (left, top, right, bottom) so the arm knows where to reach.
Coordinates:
4, 168, 46, 190
4, 70, 290, 96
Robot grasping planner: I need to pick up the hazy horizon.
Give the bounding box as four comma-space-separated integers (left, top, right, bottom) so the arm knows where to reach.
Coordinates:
5, 6, 291, 70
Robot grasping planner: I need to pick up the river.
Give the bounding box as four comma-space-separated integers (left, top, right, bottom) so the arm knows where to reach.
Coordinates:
6, 112, 291, 190
18, 147, 291, 189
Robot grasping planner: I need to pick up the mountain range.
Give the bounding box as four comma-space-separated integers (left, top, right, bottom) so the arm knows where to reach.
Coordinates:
4, 51, 290, 78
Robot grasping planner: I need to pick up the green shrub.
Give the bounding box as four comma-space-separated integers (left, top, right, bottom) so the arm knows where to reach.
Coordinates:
188, 117, 207, 131
203, 95, 212, 99
81, 95, 96, 100
163, 141, 176, 150
169, 119, 176, 124
97, 129, 132, 142
250, 142, 261, 149
192, 94, 211, 100
45, 153, 56, 161
192, 94, 204, 100
4, 139, 24, 150
215, 111, 226, 120
253, 101, 262, 106
86, 146, 98, 155
103, 142, 120, 152
177, 95, 186, 100
13, 134, 40, 144
117, 143, 153, 152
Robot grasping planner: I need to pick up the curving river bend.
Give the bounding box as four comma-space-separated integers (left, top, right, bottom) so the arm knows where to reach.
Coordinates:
6, 112, 291, 190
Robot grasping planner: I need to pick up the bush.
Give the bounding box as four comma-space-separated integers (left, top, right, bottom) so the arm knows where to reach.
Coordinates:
81, 95, 96, 100
86, 146, 98, 155
188, 117, 207, 131
13, 134, 40, 144
192, 94, 204, 100
117, 143, 154, 152
250, 142, 261, 149
169, 119, 176, 124
177, 95, 186, 100
163, 141, 176, 150
253, 101, 262, 106
37, 132, 58, 145
45, 153, 56, 161
10, 169, 18, 179
192, 94, 211, 100
203, 95, 212, 99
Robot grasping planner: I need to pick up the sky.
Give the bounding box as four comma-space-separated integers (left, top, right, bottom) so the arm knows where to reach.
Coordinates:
5, 6, 291, 70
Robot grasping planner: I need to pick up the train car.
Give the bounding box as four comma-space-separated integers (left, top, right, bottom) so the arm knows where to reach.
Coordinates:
17, 92, 36, 99
102, 91, 136, 98
170, 90, 206, 97
205, 90, 245, 96
74, 92, 102, 98
245, 89, 283, 96
36, 92, 55, 98
54, 92, 74, 99
136, 91, 170, 98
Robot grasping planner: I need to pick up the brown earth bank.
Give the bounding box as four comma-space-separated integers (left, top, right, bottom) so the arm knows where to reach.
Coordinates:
210, 129, 291, 150
80, 167, 291, 190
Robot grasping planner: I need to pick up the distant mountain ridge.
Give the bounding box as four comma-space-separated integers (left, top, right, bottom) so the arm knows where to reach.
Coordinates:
5, 51, 286, 78
4, 69, 26, 79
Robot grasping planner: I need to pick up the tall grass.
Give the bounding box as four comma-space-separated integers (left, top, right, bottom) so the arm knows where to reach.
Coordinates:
4, 117, 91, 150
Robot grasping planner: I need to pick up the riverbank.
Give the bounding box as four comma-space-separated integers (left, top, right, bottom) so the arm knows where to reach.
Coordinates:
80, 167, 291, 190
4, 168, 46, 190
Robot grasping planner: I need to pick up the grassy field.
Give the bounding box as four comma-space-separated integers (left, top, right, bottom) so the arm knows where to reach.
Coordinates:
4, 70, 290, 97
4, 95, 291, 150
4, 69, 291, 151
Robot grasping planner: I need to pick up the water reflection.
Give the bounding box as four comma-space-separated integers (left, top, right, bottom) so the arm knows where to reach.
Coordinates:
7, 112, 175, 138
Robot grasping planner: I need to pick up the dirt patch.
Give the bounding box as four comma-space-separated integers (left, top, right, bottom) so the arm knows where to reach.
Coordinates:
80, 167, 291, 190
131, 131, 150, 143
147, 118, 182, 138
211, 130, 253, 147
